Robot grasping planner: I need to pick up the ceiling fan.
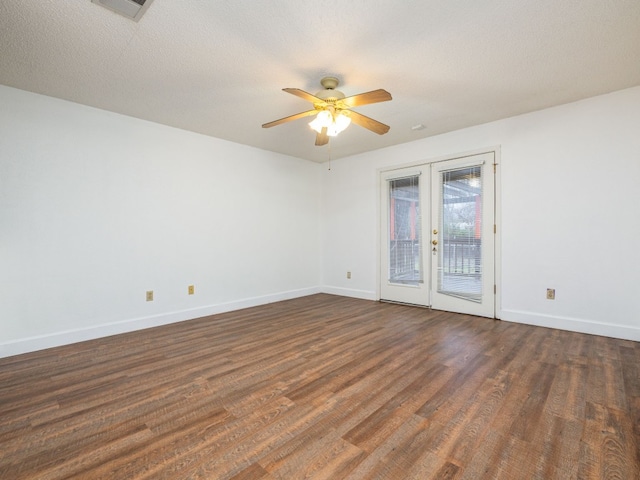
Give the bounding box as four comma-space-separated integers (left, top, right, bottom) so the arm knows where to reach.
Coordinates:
262, 77, 392, 146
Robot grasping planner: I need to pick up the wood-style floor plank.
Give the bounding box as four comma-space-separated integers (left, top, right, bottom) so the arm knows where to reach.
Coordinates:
0, 294, 638, 479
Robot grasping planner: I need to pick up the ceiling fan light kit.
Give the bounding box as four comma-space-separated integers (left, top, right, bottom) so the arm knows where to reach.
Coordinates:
308, 109, 351, 137
262, 77, 392, 146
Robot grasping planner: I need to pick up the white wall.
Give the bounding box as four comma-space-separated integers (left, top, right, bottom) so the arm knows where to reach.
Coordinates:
0, 85, 322, 357
2, 85, 639, 358
321, 86, 640, 341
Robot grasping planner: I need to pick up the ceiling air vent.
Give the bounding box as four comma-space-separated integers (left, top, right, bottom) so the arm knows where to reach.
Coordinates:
91, 0, 154, 22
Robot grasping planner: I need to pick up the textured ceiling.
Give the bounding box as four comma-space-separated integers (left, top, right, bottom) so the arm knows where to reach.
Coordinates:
1, 1, 639, 162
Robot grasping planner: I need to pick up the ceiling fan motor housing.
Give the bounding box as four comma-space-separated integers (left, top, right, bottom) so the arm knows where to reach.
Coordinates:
315, 76, 345, 102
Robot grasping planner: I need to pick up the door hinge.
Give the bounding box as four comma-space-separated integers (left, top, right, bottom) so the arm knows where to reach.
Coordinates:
493, 163, 497, 173
494, 224, 496, 234
494, 285, 497, 294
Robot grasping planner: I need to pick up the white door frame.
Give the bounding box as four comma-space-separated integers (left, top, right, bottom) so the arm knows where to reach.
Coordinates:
377, 147, 501, 319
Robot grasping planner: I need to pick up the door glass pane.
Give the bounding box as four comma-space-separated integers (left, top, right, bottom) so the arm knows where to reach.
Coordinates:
438, 166, 482, 302
388, 176, 422, 286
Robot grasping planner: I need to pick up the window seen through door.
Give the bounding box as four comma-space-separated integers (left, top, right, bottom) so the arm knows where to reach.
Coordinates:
388, 175, 422, 286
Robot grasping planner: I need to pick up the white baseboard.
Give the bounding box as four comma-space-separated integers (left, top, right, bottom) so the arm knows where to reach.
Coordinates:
5, 291, 635, 359
0, 287, 321, 359
500, 309, 640, 342
321, 286, 377, 301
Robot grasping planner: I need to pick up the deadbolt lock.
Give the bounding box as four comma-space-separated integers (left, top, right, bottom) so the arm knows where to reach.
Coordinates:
433, 229, 438, 235
432, 239, 438, 245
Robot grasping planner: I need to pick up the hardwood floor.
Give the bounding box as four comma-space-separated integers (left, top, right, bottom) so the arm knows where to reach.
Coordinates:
1, 294, 638, 479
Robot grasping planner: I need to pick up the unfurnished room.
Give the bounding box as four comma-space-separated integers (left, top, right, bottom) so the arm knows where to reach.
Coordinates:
1, 1, 639, 479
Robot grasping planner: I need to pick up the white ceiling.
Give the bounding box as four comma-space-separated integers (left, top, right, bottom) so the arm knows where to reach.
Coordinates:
1, 1, 639, 163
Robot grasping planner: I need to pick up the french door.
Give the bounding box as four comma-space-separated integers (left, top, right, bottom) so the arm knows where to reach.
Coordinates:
380, 152, 495, 317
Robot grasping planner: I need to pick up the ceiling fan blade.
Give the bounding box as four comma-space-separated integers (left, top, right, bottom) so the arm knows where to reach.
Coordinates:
348, 111, 390, 135
315, 127, 329, 146
262, 110, 317, 128
340, 89, 392, 108
283, 88, 326, 105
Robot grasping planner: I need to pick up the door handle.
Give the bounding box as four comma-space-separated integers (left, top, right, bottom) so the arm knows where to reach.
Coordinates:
432, 239, 438, 245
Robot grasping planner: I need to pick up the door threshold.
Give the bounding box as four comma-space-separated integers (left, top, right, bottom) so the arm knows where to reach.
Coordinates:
379, 299, 431, 309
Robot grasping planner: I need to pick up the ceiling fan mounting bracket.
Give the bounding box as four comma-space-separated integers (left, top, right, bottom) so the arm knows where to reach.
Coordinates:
320, 76, 340, 90
315, 77, 345, 102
